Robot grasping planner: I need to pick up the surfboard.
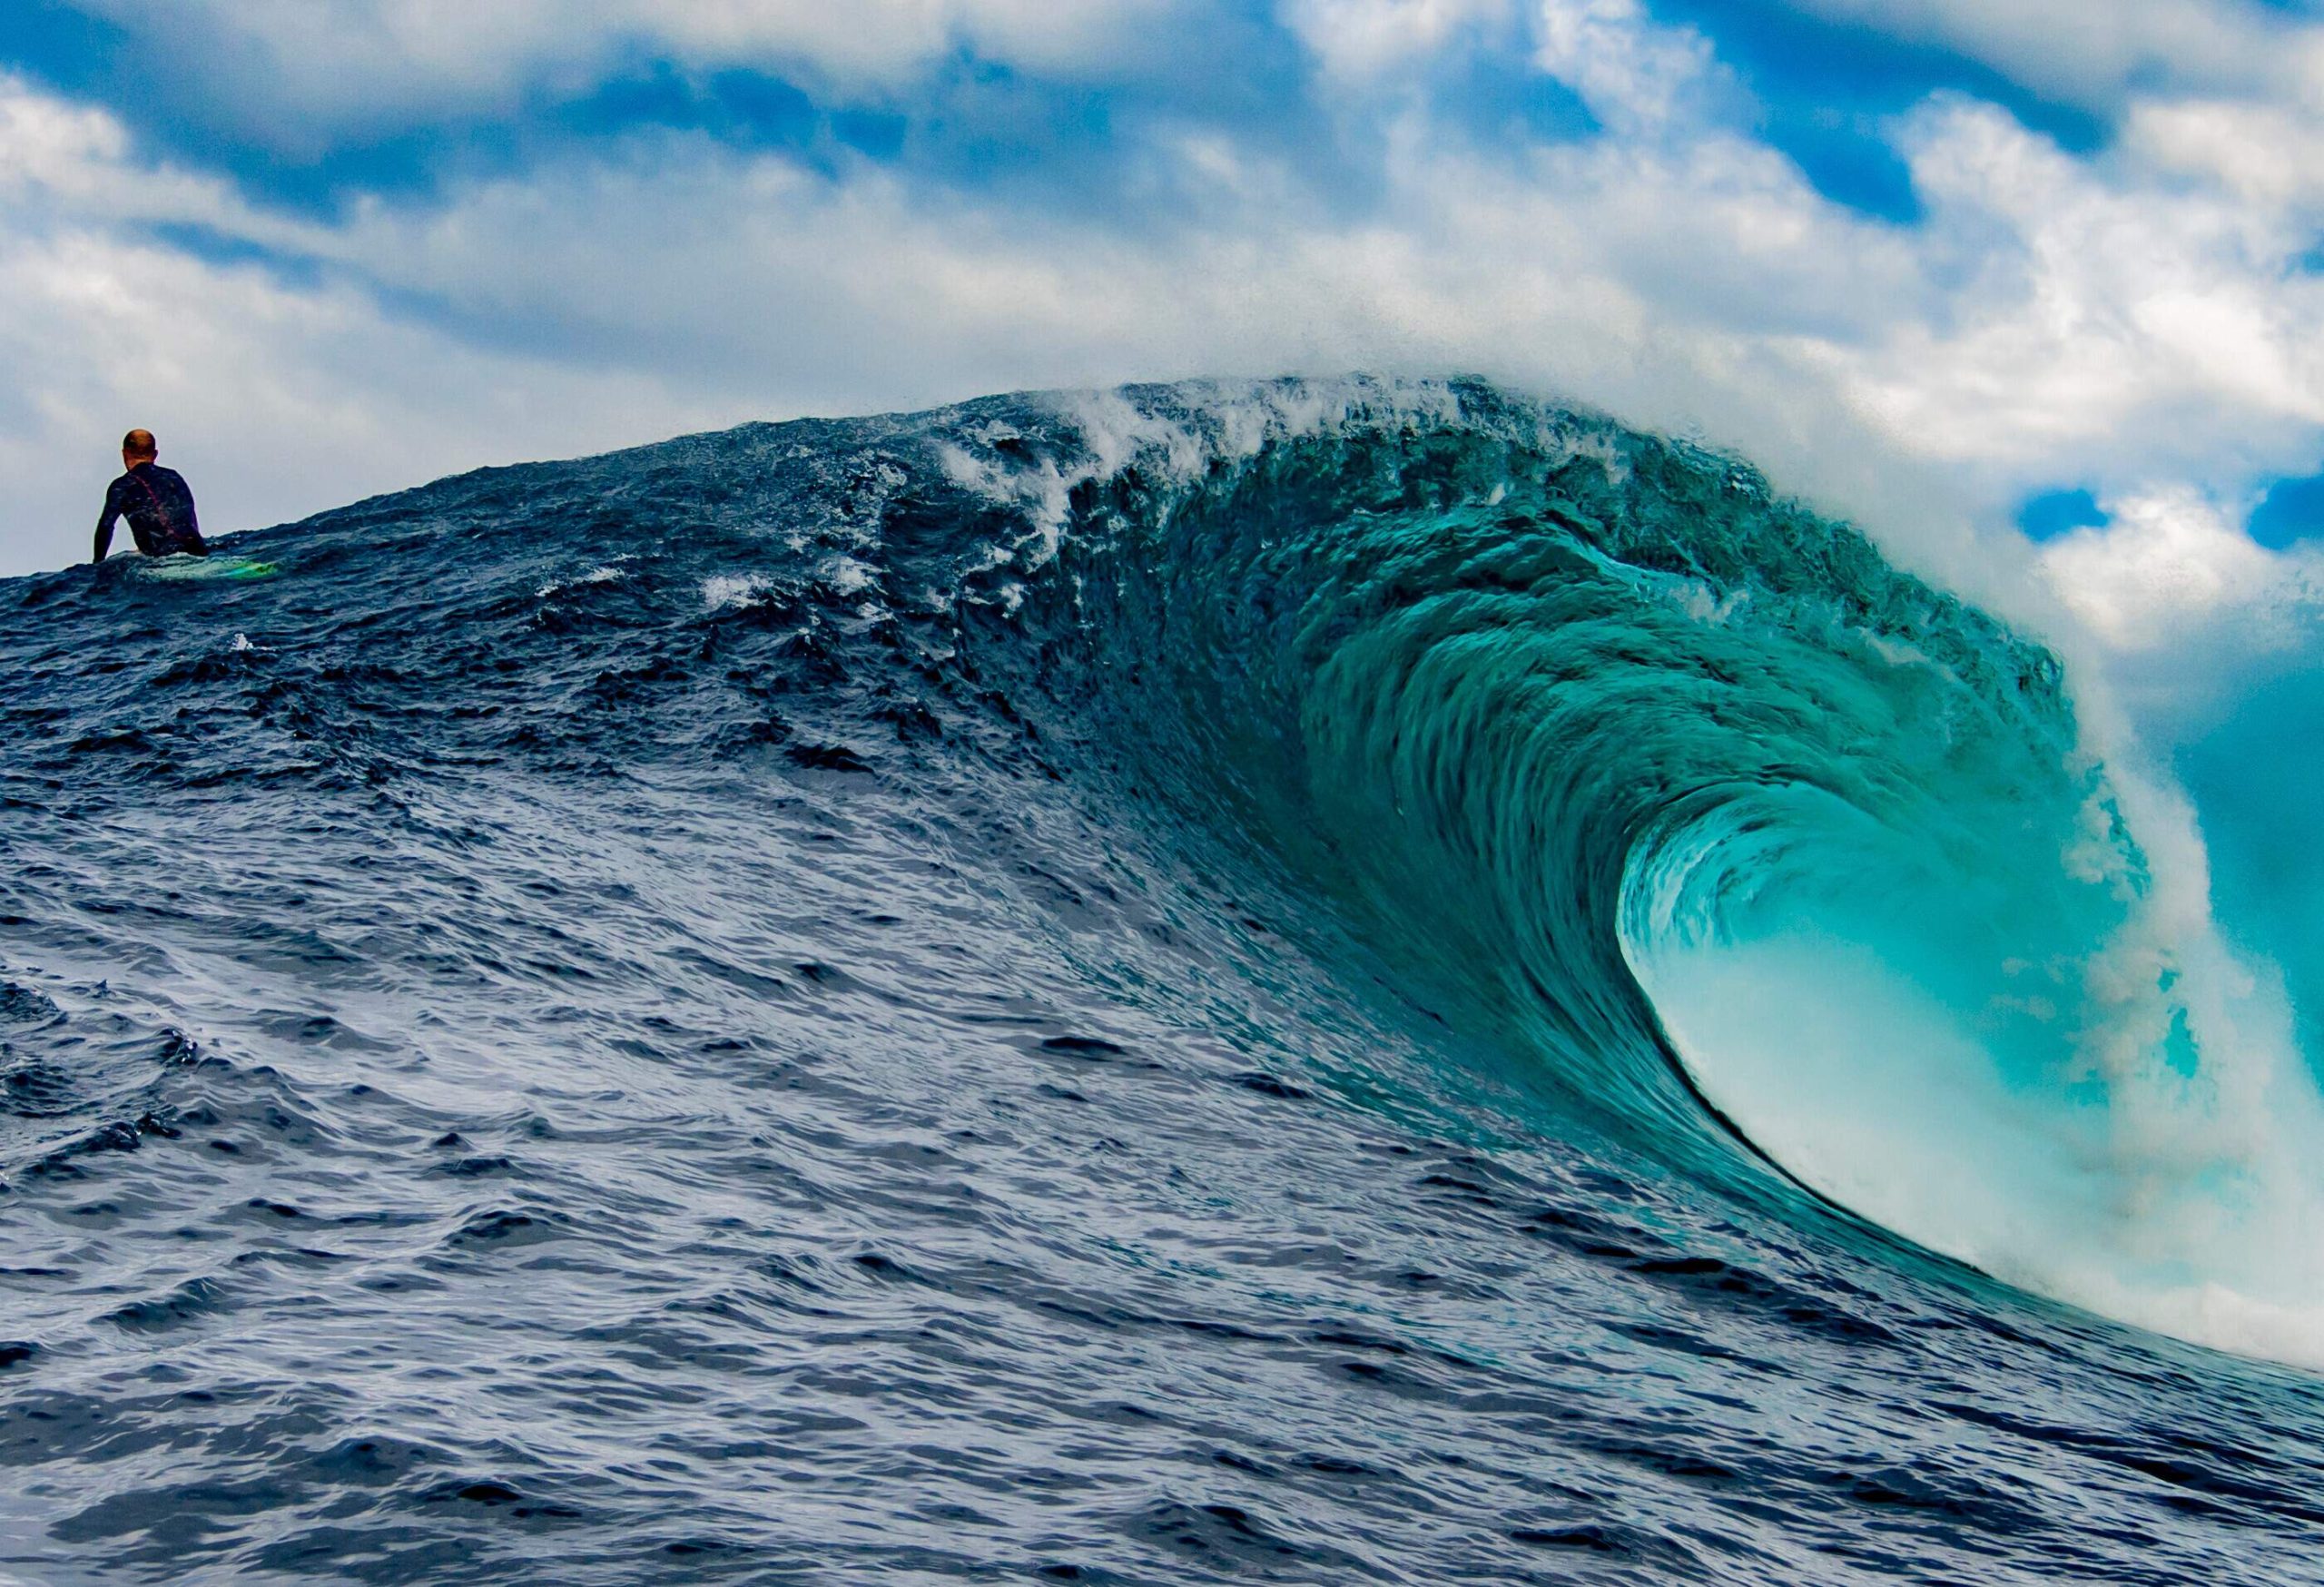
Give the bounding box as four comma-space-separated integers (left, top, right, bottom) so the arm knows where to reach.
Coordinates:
139, 554, 281, 583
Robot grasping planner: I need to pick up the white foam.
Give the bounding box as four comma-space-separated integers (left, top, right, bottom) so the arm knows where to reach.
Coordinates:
702, 573, 774, 612
824, 556, 877, 596
939, 377, 1493, 578
539, 556, 635, 598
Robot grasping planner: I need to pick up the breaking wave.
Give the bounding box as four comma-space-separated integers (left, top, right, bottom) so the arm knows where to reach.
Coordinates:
8, 376, 2324, 1582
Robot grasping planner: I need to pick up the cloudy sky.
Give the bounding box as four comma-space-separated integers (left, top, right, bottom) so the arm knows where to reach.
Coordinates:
7, 0, 2324, 654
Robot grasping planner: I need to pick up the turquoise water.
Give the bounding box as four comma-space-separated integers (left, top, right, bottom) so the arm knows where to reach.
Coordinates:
1002, 384, 2324, 1350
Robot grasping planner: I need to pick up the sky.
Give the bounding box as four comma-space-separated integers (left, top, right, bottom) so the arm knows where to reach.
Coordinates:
6, 0, 2324, 669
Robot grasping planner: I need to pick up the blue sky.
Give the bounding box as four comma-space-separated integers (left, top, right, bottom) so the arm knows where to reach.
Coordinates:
5, 0, 2324, 651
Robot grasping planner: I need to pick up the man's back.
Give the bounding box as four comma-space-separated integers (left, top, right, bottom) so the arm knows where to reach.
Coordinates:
94, 437, 206, 561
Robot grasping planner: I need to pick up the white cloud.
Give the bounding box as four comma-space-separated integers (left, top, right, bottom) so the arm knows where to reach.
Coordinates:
1284, 0, 1515, 81
2126, 90, 2324, 214
1795, 94, 2324, 495
1526, 0, 1717, 133
0, 79, 128, 192
2040, 487, 2305, 650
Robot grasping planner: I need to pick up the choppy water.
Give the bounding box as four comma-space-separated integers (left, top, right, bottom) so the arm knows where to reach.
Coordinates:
5, 378, 2324, 1584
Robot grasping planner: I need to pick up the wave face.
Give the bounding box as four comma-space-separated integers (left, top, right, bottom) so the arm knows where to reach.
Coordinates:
6, 378, 2324, 1582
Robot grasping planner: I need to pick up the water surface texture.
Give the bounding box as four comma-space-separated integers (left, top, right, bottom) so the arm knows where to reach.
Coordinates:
5, 380, 2324, 1584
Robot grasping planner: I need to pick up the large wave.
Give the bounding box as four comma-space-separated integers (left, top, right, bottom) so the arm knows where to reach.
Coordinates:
26, 375, 2324, 1583
917, 378, 2324, 1364
47, 374, 2324, 1366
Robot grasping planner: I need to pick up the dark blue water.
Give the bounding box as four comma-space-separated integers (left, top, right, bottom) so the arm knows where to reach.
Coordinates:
5, 379, 2324, 1584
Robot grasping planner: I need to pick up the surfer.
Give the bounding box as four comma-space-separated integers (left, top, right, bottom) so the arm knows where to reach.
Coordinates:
93, 429, 207, 563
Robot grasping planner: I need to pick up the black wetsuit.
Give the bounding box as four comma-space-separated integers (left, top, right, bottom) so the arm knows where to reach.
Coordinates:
94, 463, 207, 561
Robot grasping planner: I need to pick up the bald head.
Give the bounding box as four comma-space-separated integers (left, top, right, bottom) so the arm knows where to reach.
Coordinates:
122, 429, 157, 462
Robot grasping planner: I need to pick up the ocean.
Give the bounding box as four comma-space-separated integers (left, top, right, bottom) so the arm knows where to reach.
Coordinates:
5, 377, 2322, 1584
